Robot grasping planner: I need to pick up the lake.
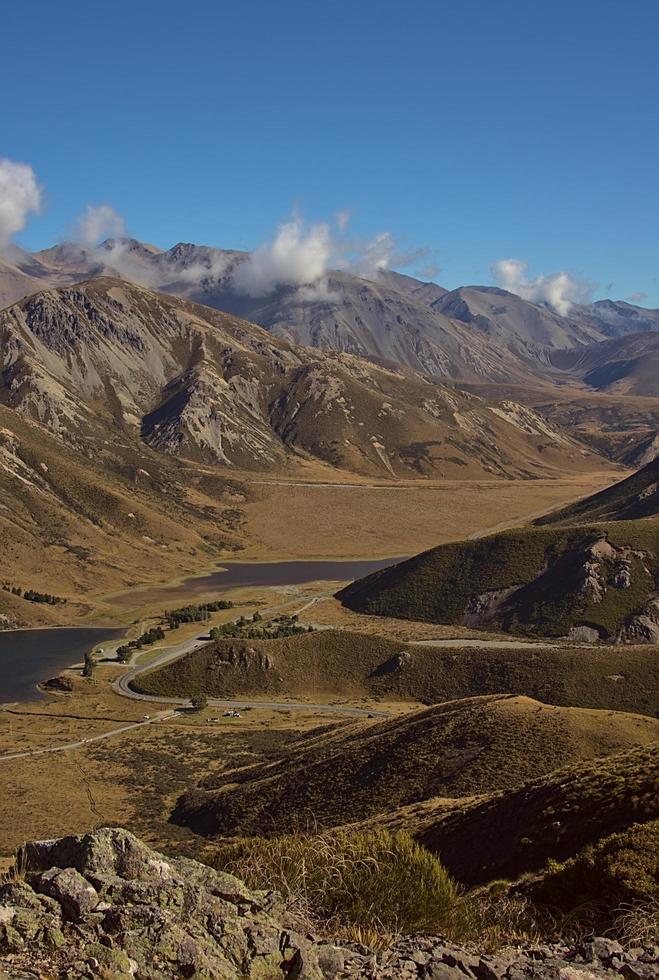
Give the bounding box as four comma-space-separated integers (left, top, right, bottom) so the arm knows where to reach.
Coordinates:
0, 628, 123, 704
109, 557, 401, 609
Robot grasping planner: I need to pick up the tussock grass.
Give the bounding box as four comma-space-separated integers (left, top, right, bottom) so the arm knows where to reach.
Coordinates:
213, 829, 457, 937
171, 696, 658, 838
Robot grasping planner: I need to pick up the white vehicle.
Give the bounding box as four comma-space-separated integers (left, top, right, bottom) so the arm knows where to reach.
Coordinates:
142, 714, 151, 720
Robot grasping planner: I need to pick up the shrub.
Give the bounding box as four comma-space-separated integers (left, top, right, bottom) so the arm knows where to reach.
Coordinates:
527, 820, 659, 911
213, 829, 457, 936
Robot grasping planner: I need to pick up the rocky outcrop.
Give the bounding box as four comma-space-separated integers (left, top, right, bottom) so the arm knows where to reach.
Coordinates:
0, 828, 344, 978
617, 597, 659, 644
1, 829, 657, 979
213, 644, 276, 672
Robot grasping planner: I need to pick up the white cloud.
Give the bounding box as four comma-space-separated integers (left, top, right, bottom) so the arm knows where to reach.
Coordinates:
232, 217, 333, 296
491, 258, 593, 315
626, 291, 648, 305
75, 204, 125, 246
0, 158, 42, 250
231, 212, 438, 297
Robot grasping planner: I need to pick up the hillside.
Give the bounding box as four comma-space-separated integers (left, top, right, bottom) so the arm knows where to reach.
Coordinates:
574, 298, 659, 337
549, 331, 659, 396
0, 277, 601, 482
537, 457, 659, 525
134, 628, 659, 716
416, 743, 659, 886
171, 695, 659, 838
434, 285, 603, 352
460, 379, 659, 468
338, 519, 659, 641
0, 402, 250, 613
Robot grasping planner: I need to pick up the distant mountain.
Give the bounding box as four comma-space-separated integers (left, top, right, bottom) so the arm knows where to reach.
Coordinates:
434, 285, 603, 351
3, 236, 658, 399
574, 298, 659, 337
549, 330, 659, 396
0, 277, 597, 481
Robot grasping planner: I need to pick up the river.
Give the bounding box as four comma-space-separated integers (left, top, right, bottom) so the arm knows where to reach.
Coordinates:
0, 628, 124, 704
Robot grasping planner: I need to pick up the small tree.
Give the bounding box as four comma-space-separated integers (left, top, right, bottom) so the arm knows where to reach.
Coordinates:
82, 650, 95, 678
191, 694, 208, 711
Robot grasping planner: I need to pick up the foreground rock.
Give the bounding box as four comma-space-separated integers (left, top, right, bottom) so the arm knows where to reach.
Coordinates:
0, 829, 656, 979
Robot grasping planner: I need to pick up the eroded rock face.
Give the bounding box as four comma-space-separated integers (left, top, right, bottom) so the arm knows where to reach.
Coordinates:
1, 828, 327, 979
617, 597, 659, 644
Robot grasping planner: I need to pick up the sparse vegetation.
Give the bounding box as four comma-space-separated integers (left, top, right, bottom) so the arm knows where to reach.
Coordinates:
2, 583, 67, 604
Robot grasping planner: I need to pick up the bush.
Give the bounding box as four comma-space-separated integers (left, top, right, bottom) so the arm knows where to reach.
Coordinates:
213, 829, 457, 936
527, 820, 659, 911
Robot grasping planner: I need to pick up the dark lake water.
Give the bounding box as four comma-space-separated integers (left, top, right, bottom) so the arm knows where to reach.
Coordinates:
110, 557, 401, 609
0, 628, 123, 703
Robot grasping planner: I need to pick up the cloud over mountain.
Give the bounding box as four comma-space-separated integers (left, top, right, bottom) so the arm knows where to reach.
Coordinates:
75, 204, 126, 246
491, 258, 593, 315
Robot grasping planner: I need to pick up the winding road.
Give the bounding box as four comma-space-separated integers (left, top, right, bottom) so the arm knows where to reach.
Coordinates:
113, 592, 390, 718
0, 592, 390, 762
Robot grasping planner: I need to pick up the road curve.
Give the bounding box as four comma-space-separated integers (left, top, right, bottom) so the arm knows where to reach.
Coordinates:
112, 593, 390, 719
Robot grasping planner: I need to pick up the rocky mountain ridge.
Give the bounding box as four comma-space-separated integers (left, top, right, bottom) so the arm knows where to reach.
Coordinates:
0, 277, 601, 480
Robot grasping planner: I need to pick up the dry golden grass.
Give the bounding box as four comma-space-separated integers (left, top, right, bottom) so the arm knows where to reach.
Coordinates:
240, 472, 617, 560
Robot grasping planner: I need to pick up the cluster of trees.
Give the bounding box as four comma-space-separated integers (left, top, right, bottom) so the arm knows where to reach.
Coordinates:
2, 583, 67, 604
116, 626, 165, 664
165, 599, 234, 629
209, 613, 311, 641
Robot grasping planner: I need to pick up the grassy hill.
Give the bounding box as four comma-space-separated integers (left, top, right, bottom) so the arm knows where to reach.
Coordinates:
133, 629, 659, 716
416, 743, 659, 886
536, 456, 658, 525
171, 695, 659, 838
338, 519, 659, 640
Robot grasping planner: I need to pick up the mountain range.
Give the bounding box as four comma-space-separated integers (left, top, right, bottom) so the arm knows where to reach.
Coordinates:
1, 236, 659, 604
2, 239, 658, 390
0, 276, 600, 481
1, 238, 657, 470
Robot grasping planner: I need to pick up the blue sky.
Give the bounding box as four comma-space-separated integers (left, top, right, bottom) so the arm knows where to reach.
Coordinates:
3, 0, 658, 305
